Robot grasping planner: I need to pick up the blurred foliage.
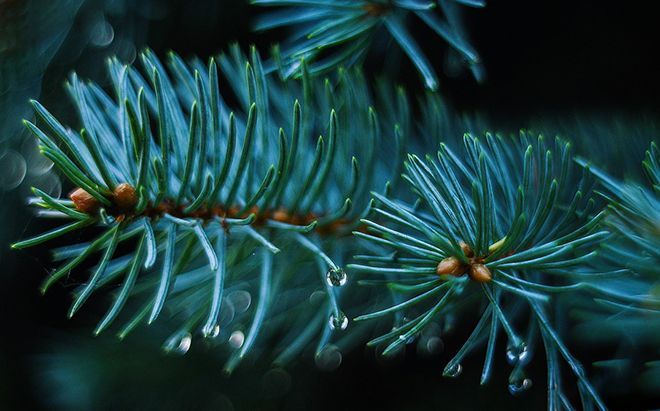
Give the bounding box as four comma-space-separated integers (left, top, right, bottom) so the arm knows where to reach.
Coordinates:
2, 1, 660, 410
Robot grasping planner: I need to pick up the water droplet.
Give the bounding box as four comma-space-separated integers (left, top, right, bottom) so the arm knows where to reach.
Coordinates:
396, 333, 415, 345
506, 342, 528, 365
508, 378, 533, 395
328, 311, 348, 330
315, 345, 343, 371
326, 267, 347, 287
227, 290, 251, 313
203, 324, 220, 338
162, 331, 192, 355
228, 330, 245, 349
443, 363, 462, 378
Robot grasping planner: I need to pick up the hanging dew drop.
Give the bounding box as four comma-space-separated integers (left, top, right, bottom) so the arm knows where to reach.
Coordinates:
175, 333, 192, 354
508, 378, 533, 395
205, 324, 220, 338
201, 323, 220, 338
397, 333, 414, 344
325, 267, 347, 287
506, 348, 517, 365
162, 331, 192, 355
444, 363, 463, 378
328, 311, 348, 330
506, 342, 528, 365
443, 363, 462, 378
517, 343, 529, 364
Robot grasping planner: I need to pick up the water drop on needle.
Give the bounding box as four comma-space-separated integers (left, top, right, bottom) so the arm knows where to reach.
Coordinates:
444, 363, 462, 378
326, 267, 347, 287
163, 331, 192, 355
328, 311, 348, 330
508, 378, 533, 395
506, 342, 528, 365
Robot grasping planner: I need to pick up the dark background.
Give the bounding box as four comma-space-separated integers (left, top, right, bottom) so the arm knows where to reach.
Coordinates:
1, 0, 659, 409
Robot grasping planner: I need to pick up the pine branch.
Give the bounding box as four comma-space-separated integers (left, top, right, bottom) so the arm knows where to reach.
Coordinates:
251, 0, 485, 89
13, 46, 409, 370
349, 132, 616, 409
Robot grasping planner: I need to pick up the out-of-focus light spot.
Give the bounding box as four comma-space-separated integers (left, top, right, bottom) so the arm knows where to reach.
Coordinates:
308, 289, 326, 306
89, 19, 115, 48
22, 137, 53, 176
227, 290, 251, 313
228, 330, 244, 349
114, 37, 136, 64
0, 149, 27, 190
417, 335, 444, 357
314, 344, 342, 371
218, 300, 235, 326
32, 172, 62, 198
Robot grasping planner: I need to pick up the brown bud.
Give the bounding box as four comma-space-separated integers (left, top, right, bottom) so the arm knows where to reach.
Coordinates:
69, 188, 100, 214
272, 209, 289, 223
436, 256, 466, 277
459, 241, 474, 258
226, 206, 241, 218
113, 183, 137, 211
469, 264, 492, 283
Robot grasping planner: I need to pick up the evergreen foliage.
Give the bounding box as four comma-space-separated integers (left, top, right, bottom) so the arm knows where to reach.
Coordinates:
13, 46, 406, 371
252, 0, 484, 89
7, 3, 660, 409
348, 132, 642, 410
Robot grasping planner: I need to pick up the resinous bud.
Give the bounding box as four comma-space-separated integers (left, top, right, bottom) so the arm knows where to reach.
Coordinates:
436, 256, 466, 276
113, 182, 137, 211
469, 263, 492, 283
459, 241, 474, 258
69, 187, 100, 214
